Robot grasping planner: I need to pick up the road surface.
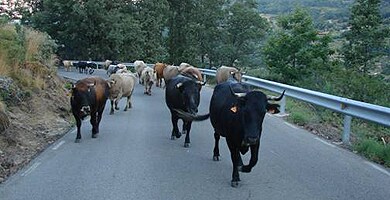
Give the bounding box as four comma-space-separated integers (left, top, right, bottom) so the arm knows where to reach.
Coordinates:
1, 69, 389, 200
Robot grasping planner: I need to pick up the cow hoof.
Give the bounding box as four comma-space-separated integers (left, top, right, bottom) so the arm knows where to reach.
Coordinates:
241, 165, 251, 173
175, 132, 182, 138
184, 143, 190, 148
231, 181, 239, 188
182, 130, 187, 135
213, 156, 220, 161
170, 136, 176, 140
115, 107, 119, 110
110, 111, 114, 115
75, 138, 81, 143
92, 134, 98, 138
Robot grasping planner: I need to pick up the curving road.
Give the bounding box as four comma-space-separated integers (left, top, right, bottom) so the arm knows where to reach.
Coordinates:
0, 69, 389, 200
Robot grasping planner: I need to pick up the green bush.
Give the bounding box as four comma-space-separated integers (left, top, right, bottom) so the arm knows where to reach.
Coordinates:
355, 139, 390, 167
289, 112, 308, 125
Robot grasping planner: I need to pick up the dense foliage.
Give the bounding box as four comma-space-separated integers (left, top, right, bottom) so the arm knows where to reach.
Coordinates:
263, 8, 333, 84
342, 0, 389, 73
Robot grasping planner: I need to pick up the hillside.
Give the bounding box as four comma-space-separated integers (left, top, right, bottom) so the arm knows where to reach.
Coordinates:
258, 0, 390, 30
0, 21, 74, 183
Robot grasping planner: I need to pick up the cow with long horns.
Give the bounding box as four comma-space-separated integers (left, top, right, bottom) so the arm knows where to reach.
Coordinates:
70, 77, 110, 143
211, 80, 284, 187
175, 79, 285, 187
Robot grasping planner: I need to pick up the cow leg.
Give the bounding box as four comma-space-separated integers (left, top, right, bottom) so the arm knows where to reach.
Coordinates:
114, 98, 120, 110
227, 140, 241, 187
110, 100, 115, 115
75, 117, 82, 143
183, 121, 192, 148
170, 114, 181, 139
128, 94, 133, 109
90, 112, 98, 138
124, 96, 130, 111
95, 107, 105, 135
241, 142, 260, 173
213, 132, 220, 161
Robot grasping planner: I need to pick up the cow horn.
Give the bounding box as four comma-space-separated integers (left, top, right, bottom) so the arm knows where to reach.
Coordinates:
229, 84, 246, 98
196, 81, 206, 86
176, 82, 183, 89
267, 90, 285, 101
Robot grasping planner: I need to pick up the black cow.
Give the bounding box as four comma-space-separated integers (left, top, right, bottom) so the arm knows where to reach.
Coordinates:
210, 80, 284, 187
165, 74, 208, 147
74, 61, 96, 74
71, 76, 110, 143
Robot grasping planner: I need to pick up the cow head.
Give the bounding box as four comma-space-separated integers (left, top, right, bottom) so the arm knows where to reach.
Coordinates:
230, 86, 285, 146
71, 82, 95, 119
230, 70, 245, 82
175, 80, 201, 115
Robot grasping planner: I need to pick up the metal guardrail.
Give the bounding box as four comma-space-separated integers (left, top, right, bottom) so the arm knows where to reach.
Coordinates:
199, 68, 390, 145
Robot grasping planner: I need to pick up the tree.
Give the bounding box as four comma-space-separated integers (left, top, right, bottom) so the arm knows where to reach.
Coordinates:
342, 0, 388, 73
217, 0, 268, 67
190, 0, 226, 68
133, 0, 169, 63
263, 8, 333, 84
166, 0, 196, 65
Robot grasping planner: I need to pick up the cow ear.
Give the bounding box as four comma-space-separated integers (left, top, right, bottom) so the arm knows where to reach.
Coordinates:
266, 103, 280, 114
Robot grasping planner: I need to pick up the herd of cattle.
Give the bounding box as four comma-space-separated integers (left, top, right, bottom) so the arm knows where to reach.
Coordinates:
68, 60, 285, 187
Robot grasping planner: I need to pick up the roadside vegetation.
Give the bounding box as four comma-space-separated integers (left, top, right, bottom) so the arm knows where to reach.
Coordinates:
0, 17, 72, 182
0, 0, 388, 179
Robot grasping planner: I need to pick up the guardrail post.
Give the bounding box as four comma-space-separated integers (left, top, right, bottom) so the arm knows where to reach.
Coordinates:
342, 115, 352, 145
203, 74, 207, 83
279, 96, 286, 115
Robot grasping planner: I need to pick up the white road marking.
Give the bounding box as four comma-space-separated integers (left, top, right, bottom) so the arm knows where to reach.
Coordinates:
284, 122, 299, 130
315, 138, 336, 148
269, 150, 279, 156
52, 140, 65, 150
21, 162, 41, 177
365, 162, 390, 177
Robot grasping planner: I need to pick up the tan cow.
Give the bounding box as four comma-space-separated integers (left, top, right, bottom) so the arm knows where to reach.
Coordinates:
163, 65, 180, 82
63, 60, 73, 72
134, 60, 147, 84
141, 67, 155, 95
216, 66, 244, 84
107, 73, 136, 115
180, 66, 203, 82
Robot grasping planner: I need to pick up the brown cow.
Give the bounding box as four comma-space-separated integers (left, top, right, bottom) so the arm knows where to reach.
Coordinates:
154, 62, 167, 87
71, 76, 110, 143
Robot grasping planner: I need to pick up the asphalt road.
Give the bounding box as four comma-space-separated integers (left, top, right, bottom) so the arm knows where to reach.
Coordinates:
0, 69, 389, 200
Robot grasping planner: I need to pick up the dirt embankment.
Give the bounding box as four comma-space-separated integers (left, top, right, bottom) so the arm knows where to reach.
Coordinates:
0, 74, 73, 183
